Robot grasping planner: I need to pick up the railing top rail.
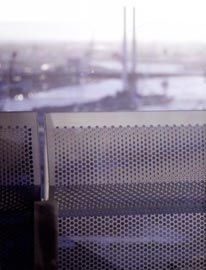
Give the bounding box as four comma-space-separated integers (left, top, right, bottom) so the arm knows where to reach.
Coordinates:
45, 111, 206, 128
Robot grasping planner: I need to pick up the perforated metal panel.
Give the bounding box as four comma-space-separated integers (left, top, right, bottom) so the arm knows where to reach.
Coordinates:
46, 112, 206, 270
0, 112, 40, 270
58, 213, 206, 270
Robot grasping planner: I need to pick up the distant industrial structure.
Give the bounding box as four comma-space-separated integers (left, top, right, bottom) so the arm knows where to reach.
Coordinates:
122, 7, 137, 93
0, 7, 205, 111
120, 6, 172, 110
122, 6, 138, 108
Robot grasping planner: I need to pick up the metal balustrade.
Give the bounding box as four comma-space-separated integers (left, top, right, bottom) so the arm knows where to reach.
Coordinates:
0, 112, 41, 270
45, 111, 206, 270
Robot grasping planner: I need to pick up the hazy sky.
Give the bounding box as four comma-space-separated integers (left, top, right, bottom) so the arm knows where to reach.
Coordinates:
1, 0, 206, 42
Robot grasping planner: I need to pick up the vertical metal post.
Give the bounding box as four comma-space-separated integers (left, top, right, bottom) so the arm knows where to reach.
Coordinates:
43, 134, 49, 201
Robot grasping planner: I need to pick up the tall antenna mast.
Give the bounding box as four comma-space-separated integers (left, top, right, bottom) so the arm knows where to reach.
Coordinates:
122, 6, 128, 91
132, 7, 136, 75
131, 6, 137, 94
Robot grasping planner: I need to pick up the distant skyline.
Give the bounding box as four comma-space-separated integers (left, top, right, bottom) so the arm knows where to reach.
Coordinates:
1, 0, 206, 42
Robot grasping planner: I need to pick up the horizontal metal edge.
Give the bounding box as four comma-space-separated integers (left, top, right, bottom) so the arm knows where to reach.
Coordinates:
45, 111, 206, 128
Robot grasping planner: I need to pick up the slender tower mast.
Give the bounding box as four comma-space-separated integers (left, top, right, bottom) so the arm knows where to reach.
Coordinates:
122, 6, 128, 91
131, 6, 137, 94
